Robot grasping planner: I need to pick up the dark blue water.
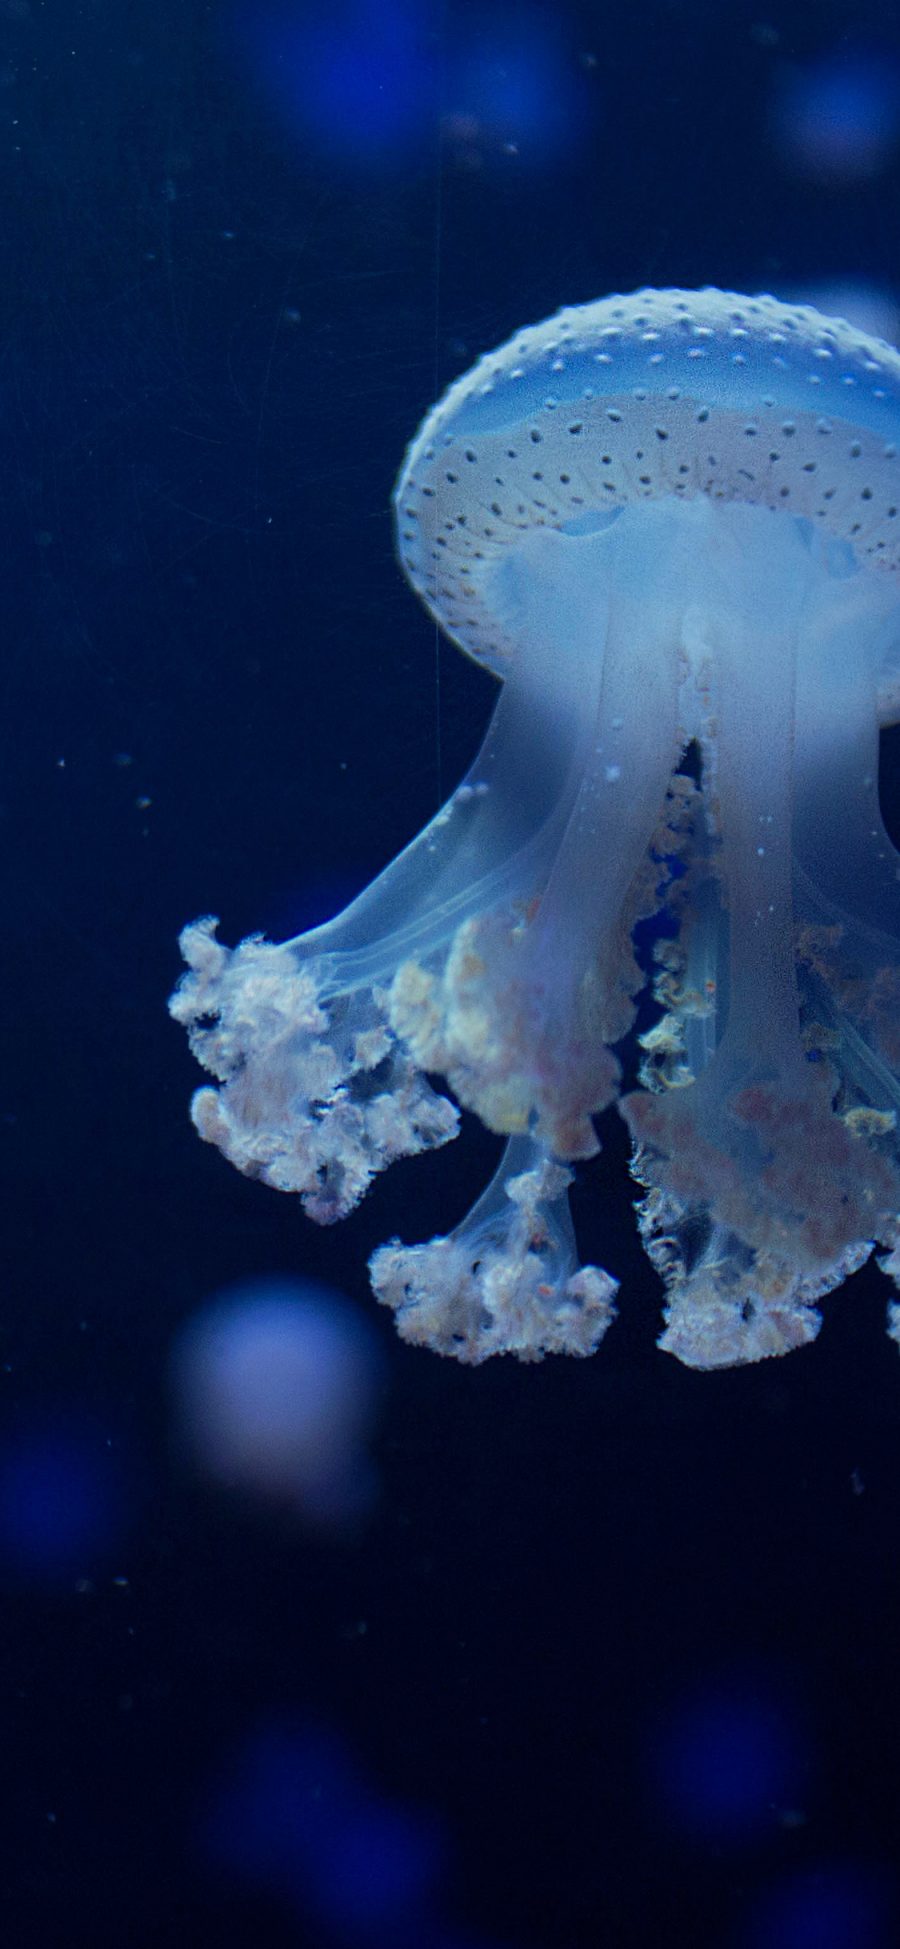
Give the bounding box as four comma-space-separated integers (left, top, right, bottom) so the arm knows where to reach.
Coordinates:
4, 2, 900, 1944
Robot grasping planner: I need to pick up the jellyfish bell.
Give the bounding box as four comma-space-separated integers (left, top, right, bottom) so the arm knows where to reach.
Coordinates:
171, 288, 900, 1369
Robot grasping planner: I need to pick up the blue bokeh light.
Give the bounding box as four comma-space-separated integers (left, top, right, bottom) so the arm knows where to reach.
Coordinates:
232, 0, 435, 159
0, 1414, 126, 1583
444, 5, 589, 164
739, 1860, 895, 1949
200, 1718, 447, 1941
172, 1275, 384, 1527
774, 52, 900, 181
648, 1672, 805, 1844
229, 0, 588, 170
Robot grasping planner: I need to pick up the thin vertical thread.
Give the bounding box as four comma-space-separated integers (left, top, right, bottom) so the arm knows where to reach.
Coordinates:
431, 19, 446, 809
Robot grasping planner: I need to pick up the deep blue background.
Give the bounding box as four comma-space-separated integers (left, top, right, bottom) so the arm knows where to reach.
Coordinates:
4, 1, 900, 1944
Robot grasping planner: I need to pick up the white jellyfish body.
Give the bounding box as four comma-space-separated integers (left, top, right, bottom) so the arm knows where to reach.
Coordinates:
171, 288, 900, 1368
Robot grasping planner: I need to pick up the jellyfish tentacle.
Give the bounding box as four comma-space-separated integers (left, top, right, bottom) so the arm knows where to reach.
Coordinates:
169, 530, 625, 1216
524, 512, 686, 1063
624, 504, 900, 1367
387, 509, 687, 1158
646, 847, 726, 1088
285, 529, 609, 979
369, 1134, 618, 1363
170, 922, 461, 1221
792, 549, 900, 1111
787, 546, 900, 1320
793, 541, 900, 930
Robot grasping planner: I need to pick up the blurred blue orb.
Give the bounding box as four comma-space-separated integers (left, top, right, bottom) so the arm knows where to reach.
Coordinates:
0, 1415, 126, 1583
445, 4, 589, 164
228, 0, 588, 171
740, 1860, 895, 1949
231, 0, 435, 159
648, 1674, 804, 1843
200, 1718, 445, 1938
774, 52, 900, 181
172, 1275, 383, 1525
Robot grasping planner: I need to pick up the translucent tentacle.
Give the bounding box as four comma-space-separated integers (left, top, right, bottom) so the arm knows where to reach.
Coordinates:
170, 920, 460, 1221
369, 1135, 618, 1363
624, 507, 900, 1366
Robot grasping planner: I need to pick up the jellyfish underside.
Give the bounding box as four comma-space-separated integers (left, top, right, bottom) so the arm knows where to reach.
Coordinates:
172, 496, 900, 1367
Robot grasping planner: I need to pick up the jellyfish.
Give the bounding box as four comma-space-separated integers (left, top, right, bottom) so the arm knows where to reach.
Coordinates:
170, 287, 900, 1368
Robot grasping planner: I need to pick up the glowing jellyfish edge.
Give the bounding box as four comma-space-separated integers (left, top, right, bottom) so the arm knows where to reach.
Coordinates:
170, 287, 900, 1369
